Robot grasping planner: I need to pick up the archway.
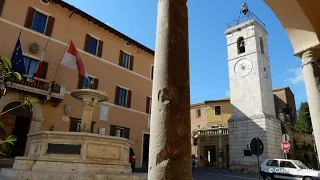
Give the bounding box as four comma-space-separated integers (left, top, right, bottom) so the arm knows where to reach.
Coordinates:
0, 94, 44, 158
0, 102, 31, 158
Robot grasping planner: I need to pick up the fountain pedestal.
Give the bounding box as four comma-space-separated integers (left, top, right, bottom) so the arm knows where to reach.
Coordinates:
0, 89, 147, 180
70, 89, 108, 132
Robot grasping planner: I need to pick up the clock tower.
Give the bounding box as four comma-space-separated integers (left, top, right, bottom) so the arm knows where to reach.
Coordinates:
225, 4, 282, 172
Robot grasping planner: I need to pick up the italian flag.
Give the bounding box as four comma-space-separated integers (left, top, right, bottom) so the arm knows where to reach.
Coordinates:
61, 40, 88, 78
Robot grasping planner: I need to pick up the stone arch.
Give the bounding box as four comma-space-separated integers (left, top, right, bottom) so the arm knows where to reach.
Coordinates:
0, 94, 44, 132
237, 37, 245, 54
263, 0, 320, 54
0, 93, 44, 155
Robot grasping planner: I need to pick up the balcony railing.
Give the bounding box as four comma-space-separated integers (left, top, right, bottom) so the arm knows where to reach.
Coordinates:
199, 127, 229, 136
226, 10, 265, 30
6, 75, 65, 99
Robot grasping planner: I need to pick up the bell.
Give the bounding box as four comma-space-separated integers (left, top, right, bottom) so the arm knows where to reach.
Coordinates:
241, 3, 249, 15
239, 41, 245, 48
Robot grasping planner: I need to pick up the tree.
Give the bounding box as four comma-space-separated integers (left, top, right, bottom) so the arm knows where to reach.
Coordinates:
0, 56, 22, 97
293, 102, 313, 134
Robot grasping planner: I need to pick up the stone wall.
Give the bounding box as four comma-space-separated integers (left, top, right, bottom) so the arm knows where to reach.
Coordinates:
292, 131, 319, 169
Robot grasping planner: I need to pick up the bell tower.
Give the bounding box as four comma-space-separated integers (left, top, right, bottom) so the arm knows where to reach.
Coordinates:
225, 3, 282, 172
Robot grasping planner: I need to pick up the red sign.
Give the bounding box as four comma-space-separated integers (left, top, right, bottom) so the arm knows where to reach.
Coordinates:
281, 141, 290, 151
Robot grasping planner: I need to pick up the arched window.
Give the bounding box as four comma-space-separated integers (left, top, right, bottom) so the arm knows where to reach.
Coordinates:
260, 37, 264, 54
237, 37, 245, 54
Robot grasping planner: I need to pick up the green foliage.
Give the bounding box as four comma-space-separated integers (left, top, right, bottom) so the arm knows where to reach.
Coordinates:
0, 56, 22, 81
0, 135, 17, 157
293, 102, 313, 134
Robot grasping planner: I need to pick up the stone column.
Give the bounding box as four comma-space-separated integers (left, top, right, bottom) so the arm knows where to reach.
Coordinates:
301, 49, 320, 164
148, 0, 191, 179
218, 131, 222, 168
80, 98, 97, 132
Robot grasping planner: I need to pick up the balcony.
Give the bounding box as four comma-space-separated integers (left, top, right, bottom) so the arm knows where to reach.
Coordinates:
199, 127, 229, 136
6, 75, 66, 105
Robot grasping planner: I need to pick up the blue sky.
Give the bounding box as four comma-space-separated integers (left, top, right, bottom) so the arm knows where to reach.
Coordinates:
64, 0, 307, 110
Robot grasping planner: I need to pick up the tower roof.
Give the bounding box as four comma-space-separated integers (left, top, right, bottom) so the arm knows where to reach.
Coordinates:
226, 3, 265, 30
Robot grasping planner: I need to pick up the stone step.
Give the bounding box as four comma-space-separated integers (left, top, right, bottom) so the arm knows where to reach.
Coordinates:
1, 168, 147, 180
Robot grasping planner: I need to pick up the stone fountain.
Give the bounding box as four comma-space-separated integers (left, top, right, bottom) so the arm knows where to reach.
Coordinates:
1, 89, 147, 180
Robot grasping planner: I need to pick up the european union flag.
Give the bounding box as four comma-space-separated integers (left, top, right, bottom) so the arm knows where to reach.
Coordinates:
11, 37, 25, 75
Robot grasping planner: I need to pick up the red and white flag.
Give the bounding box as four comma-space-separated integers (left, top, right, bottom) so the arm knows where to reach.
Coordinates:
34, 51, 44, 78
61, 40, 88, 78
34, 37, 50, 78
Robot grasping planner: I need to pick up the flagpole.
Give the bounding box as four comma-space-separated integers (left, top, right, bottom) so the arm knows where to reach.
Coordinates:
18, 29, 22, 38
43, 36, 51, 52
52, 38, 71, 82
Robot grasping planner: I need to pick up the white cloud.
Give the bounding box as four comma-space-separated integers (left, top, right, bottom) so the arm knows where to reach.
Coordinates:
225, 90, 230, 97
288, 68, 304, 85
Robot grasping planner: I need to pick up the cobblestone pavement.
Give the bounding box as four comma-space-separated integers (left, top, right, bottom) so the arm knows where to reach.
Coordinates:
0, 168, 262, 180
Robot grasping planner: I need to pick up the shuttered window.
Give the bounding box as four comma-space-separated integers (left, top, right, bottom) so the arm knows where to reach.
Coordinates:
114, 86, 131, 108
110, 125, 130, 140
24, 7, 55, 36
0, 0, 5, 16
77, 76, 99, 90
84, 34, 103, 57
69, 118, 95, 133
150, 65, 154, 80
146, 96, 151, 114
119, 50, 134, 71
23, 56, 48, 79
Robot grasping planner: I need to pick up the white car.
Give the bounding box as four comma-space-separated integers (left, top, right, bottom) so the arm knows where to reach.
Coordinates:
260, 158, 320, 180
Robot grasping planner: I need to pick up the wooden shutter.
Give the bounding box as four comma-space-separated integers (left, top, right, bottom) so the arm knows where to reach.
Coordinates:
93, 78, 99, 90
41, 61, 49, 79
110, 125, 116, 136
151, 65, 154, 79
124, 128, 130, 140
129, 55, 134, 70
114, 86, 120, 105
119, 50, 124, 66
126, 90, 132, 108
0, 0, 5, 16
77, 75, 84, 89
83, 34, 90, 52
45, 16, 55, 37
24, 7, 35, 29
69, 118, 78, 132
97, 40, 103, 58
146, 96, 151, 113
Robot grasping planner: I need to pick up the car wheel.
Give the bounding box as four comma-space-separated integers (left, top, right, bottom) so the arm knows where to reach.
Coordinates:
303, 177, 312, 180
264, 175, 273, 180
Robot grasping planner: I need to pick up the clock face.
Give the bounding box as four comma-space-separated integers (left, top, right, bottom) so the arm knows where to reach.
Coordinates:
234, 59, 253, 77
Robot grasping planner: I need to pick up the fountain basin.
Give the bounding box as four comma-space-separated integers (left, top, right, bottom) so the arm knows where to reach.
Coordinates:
12, 131, 132, 174
71, 89, 108, 102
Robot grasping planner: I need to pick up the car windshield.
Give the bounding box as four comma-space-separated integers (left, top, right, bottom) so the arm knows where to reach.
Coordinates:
293, 160, 309, 169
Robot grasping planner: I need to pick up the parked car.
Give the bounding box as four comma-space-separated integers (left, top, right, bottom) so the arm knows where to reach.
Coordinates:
129, 148, 136, 172
260, 158, 320, 180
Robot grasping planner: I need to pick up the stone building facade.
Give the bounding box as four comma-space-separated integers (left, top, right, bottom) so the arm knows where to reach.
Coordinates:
191, 87, 299, 169
0, 0, 153, 168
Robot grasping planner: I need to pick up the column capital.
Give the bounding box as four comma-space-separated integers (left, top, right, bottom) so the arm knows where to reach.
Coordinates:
301, 49, 320, 67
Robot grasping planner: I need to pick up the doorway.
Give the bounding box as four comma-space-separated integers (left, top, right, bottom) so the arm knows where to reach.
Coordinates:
142, 133, 150, 170
10, 116, 31, 158
204, 146, 216, 167
0, 102, 32, 159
